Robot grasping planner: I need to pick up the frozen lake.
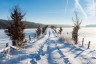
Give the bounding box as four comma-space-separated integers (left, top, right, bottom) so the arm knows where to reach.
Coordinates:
0, 28, 96, 50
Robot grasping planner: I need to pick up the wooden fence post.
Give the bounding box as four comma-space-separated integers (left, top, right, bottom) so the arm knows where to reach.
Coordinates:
29, 35, 31, 41
82, 38, 84, 46
88, 41, 91, 48
6, 43, 9, 47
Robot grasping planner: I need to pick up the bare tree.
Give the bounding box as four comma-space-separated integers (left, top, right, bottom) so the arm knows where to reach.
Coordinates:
59, 27, 63, 34
72, 11, 82, 44
5, 6, 26, 48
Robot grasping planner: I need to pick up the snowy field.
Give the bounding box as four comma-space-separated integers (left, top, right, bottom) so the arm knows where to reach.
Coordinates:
60, 28, 96, 50
1, 28, 96, 50
0, 28, 96, 64
0, 29, 36, 50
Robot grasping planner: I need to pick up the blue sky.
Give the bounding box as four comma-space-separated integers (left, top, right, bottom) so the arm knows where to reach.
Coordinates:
0, 0, 96, 25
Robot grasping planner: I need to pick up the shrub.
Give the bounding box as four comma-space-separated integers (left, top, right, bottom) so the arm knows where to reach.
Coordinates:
36, 26, 42, 37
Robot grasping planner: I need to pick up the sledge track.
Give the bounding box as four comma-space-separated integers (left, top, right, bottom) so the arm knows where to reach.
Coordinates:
50, 29, 71, 64
1, 28, 96, 64
35, 28, 95, 64
52, 29, 94, 64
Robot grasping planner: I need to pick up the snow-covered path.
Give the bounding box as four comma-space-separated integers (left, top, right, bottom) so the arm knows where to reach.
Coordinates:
0, 28, 96, 64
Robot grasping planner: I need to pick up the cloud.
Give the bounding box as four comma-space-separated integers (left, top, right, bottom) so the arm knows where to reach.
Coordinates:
82, 0, 96, 25
74, 0, 87, 17
65, 0, 69, 13
85, 0, 96, 16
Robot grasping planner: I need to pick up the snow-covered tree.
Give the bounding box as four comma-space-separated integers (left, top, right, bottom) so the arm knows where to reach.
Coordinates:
5, 6, 26, 47
72, 11, 82, 44
59, 27, 63, 34
36, 26, 42, 37
42, 25, 48, 34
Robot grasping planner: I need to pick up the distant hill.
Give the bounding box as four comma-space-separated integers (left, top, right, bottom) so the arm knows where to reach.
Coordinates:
0, 19, 45, 29
0, 19, 73, 29
85, 24, 96, 27
48, 24, 72, 28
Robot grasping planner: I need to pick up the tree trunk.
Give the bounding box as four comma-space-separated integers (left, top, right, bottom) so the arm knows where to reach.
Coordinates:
75, 31, 78, 44
12, 41, 16, 46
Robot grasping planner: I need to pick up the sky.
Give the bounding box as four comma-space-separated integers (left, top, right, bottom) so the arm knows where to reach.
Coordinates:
0, 0, 96, 26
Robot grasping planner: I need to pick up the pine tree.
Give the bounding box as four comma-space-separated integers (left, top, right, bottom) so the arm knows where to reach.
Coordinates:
36, 26, 42, 37
42, 25, 48, 34
5, 6, 26, 47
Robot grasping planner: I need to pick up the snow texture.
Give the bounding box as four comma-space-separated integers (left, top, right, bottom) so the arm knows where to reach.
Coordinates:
0, 28, 96, 64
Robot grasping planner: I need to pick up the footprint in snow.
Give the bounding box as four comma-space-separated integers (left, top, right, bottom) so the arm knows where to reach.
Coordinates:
29, 53, 41, 60
92, 57, 96, 59
30, 59, 37, 64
